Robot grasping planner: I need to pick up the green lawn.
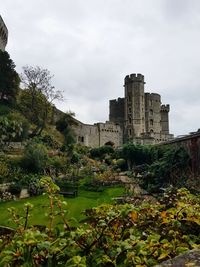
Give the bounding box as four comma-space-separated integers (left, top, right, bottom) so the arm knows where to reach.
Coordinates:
0, 187, 124, 228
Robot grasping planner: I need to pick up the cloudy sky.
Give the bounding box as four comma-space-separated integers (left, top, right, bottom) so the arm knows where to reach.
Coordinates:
1, 0, 200, 136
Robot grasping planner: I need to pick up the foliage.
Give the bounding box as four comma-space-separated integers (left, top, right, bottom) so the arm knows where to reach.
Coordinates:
90, 145, 114, 159
0, 159, 9, 182
0, 104, 12, 116
48, 156, 68, 176
6, 112, 30, 141
13, 173, 43, 197
121, 143, 151, 169
0, 51, 20, 105
112, 158, 127, 171
142, 146, 190, 192
0, 116, 23, 147
0, 181, 199, 266
19, 65, 63, 136
56, 112, 77, 147
21, 143, 49, 173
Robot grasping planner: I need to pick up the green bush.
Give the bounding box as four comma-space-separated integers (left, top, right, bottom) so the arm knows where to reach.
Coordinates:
21, 143, 49, 173
90, 145, 114, 159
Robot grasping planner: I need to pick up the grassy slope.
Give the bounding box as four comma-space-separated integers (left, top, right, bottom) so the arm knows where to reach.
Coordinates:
0, 187, 124, 228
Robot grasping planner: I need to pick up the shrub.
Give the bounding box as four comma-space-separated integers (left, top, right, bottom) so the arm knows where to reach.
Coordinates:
21, 143, 49, 173
90, 145, 114, 159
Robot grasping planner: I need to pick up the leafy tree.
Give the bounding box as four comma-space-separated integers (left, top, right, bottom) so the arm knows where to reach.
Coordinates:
0, 51, 20, 104
19, 66, 63, 135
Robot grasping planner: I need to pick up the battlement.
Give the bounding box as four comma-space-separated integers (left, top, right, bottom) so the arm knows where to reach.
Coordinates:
109, 97, 124, 104
124, 73, 145, 84
161, 104, 170, 112
145, 92, 161, 101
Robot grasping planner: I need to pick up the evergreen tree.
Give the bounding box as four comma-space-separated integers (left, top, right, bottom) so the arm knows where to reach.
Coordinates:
0, 51, 20, 104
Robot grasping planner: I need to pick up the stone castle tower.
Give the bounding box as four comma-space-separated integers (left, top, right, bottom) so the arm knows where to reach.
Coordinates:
0, 16, 8, 51
109, 73, 173, 144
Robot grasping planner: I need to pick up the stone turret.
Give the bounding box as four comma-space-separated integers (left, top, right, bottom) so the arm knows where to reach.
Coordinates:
145, 93, 162, 134
161, 104, 170, 134
0, 16, 8, 51
124, 73, 145, 140
109, 97, 125, 127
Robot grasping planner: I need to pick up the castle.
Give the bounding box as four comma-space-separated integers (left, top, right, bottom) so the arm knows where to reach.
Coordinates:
0, 15, 173, 147
109, 73, 173, 144
0, 16, 8, 51
73, 73, 173, 147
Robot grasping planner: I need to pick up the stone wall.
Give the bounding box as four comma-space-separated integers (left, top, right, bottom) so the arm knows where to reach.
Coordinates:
163, 130, 200, 174
0, 16, 8, 51
73, 120, 123, 148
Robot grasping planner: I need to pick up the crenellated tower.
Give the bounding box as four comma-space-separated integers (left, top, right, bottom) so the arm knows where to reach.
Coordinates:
124, 73, 145, 140
109, 73, 173, 145
161, 104, 170, 134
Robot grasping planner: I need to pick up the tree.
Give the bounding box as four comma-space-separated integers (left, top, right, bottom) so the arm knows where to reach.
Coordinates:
0, 51, 20, 104
19, 66, 63, 135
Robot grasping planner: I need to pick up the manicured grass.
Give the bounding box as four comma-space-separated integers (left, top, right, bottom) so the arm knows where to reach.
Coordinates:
0, 187, 124, 228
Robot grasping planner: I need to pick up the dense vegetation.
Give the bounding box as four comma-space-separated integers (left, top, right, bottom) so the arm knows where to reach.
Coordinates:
0, 179, 199, 266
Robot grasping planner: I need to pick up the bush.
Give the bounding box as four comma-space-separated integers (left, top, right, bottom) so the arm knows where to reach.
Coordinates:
21, 143, 49, 173
49, 156, 68, 176
90, 145, 114, 159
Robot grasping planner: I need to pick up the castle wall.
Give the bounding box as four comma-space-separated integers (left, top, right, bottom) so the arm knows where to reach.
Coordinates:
0, 16, 8, 51
73, 121, 123, 148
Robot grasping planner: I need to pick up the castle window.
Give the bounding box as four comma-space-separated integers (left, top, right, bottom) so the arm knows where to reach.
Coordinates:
128, 107, 131, 113
129, 117, 131, 124
150, 109, 153, 116
129, 129, 132, 135
150, 119, 153, 126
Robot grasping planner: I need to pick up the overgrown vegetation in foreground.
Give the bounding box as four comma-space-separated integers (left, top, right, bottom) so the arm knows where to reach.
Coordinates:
0, 178, 199, 266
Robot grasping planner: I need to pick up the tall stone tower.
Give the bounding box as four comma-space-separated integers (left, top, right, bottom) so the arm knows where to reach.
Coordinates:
0, 16, 8, 51
145, 93, 162, 135
161, 104, 170, 134
124, 74, 145, 140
